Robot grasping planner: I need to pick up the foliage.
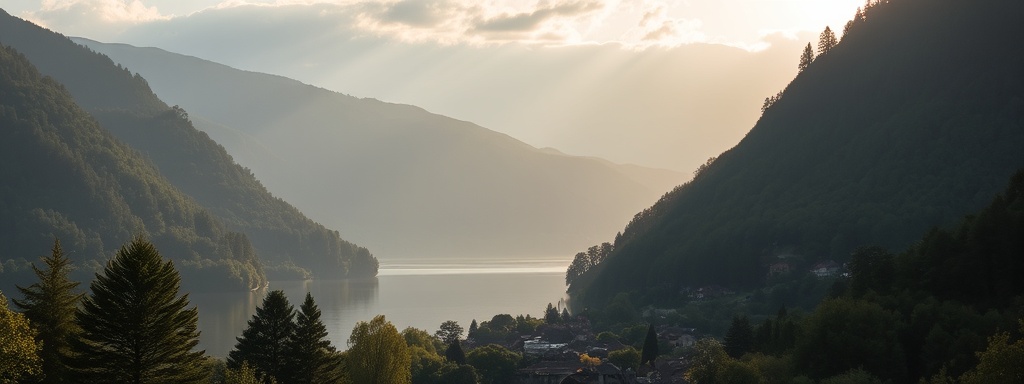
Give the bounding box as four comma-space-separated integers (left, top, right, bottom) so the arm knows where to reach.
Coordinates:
346, 315, 411, 384
227, 290, 295, 382
0, 291, 41, 383
466, 344, 521, 384
286, 292, 343, 384
12, 238, 83, 383
685, 338, 729, 384
224, 361, 276, 384
69, 237, 208, 383
640, 324, 658, 368
435, 320, 464, 345
607, 347, 640, 371
403, 327, 443, 355
794, 297, 907, 381
445, 339, 467, 365
818, 26, 838, 56
724, 315, 754, 358
565, 243, 612, 288
958, 322, 1024, 384
468, 320, 478, 339
544, 303, 559, 324
798, 43, 815, 72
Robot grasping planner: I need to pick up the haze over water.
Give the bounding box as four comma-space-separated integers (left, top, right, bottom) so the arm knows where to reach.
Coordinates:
191, 258, 570, 357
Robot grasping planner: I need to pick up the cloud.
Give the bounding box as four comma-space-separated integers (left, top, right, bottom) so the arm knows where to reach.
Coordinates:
473, 1, 603, 32
24, 0, 168, 39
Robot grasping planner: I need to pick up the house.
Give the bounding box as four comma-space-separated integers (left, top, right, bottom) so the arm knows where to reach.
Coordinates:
768, 262, 792, 276
810, 260, 842, 278
518, 361, 634, 384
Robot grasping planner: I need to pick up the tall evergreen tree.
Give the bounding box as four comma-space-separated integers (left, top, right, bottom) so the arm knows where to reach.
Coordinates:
799, 42, 816, 72
640, 324, 659, 369
69, 237, 207, 384
468, 319, 478, 339
13, 238, 83, 384
286, 292, 342, 384
445, 339, 467, 365
818, 26, 839, 55
227, 290, 295, 383
724, 315, 755, 358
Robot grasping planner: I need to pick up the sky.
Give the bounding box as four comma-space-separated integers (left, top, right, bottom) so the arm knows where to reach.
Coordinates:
6, 0, 865, 172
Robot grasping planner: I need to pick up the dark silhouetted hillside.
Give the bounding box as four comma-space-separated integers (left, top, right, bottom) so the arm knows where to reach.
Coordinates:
0, 9, 377, 278
572, 0, 1024, 306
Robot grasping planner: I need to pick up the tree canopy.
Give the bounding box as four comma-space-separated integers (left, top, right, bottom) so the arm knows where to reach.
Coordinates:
70, 237, 207, 384
227, 290, 295, 382
0, 291, 41, 383
346, 315, 410, 384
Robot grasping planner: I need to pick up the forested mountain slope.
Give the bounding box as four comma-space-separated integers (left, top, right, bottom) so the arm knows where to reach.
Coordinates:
71, 38, 684, 259
0, 44, 265, 292
572, 0, 1024, 305
0, 9, 377, 278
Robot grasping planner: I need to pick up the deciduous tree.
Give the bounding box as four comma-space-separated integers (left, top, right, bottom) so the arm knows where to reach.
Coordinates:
13, 238, 83, 383
347, 315, 410, 384
0, 291, 41, 383
70, 237, 207, 383
435, 320, 464, 345
466, 344, 521, 384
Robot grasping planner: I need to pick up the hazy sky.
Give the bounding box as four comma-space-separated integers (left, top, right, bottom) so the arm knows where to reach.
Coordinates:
9, 0, 864, 171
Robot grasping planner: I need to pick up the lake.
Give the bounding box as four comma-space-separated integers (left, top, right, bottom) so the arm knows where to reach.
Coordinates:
190, 258, 570, 357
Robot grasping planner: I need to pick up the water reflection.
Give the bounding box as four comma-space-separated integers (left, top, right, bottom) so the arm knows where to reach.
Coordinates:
192, 259, 568, 357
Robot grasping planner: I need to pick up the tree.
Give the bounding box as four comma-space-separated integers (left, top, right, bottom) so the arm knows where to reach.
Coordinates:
640, 324, 659, 368
445, 339, 467, 365
468, 320, 478, 338
724, 315, 755, 358
435, 320, 464, 345
959, 322, 1024, 384
403, 327, 443, 355
608, 347, 640, 371
466, 344, 521, 384
224, 362, 276, 384
560, 308, 571, 323
818, 26, 838, 55
799, 43, 815, 72
685, 338, 729, 384
228, 290, 295, 382
544, 303, 559, 324
286, 292, 343, 384
0, 292, 42, 383
347, 315, 411, 384
13, 238, 83, 383
70, 237, 207, 383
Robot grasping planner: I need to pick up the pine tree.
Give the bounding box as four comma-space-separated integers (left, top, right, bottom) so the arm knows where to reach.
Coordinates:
286, 292, 343, 384
724, 315, 754, 358
13, 238, 83, 384
445, 339, 467, 365
818, 26, 838, 56
468, 319, 478, 339
544, 303, 559, 324
227, 290, 295, 382
640, 324, 659, 369
70, 237, 207, 384
799, 43, 816, 73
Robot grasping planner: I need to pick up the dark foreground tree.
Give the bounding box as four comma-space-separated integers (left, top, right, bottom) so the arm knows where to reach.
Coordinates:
818, 26, 838, 55
14, 238, 83, 383
724, 315, 754, 358
640, 324, 659, 369
347, 315, 410, 384
286, 292, 343, 384
466, 344, 521, 384
445, 339, 466, 365
228, 290, 295, 382
70, 237, 207, 383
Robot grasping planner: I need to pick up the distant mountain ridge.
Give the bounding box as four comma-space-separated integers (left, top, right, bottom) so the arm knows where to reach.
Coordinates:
570, 0, 1024, 305
74, 38, 685, 259
0, 9, 378, 280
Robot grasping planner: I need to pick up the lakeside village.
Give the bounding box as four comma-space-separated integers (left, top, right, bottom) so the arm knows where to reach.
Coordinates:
462, 260, 849, 384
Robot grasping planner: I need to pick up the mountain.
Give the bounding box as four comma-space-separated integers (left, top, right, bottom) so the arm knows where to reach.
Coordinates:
72, 38, 685, 259
0, 43, 265, 292
569, 0, 1024, 305
0, 9, 377, 280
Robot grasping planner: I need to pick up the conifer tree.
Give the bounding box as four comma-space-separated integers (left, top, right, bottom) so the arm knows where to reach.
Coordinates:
724, 315, 754, 358
445, 339, 467, 365
818, 26, 838, 55
468, 319, 478, 338
640, 324, 659, 369
14, 238, 83, 384
286, 292, 343, 384
799, 43, 815, 72
228, 290, 295, 382
70, 237, 207, 384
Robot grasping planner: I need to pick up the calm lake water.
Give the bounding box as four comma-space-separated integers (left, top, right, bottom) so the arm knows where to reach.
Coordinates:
190, 258, 570, 357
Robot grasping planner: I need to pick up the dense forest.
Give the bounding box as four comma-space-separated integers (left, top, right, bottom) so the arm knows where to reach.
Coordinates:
569, 0, 1024, 307
0, 43, 264, 291
0, 9, 378, 283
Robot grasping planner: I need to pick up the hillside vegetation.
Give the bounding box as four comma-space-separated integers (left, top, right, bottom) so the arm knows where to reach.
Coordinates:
571, 0, 1024, 306
0, 9, 377, 279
